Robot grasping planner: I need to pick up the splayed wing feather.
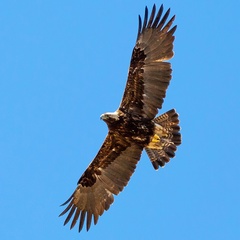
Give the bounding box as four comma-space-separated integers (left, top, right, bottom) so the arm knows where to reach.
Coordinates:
79, 211, 86, 232
142, 7, 148, 30
86, 211, 92, 231
70, 208, 80, 229
64, 205, 76, 225
147, 5, 156, 28
152, 4, 163, 28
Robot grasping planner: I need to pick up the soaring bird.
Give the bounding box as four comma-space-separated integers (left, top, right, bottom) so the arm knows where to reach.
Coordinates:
59, 4, 181, 232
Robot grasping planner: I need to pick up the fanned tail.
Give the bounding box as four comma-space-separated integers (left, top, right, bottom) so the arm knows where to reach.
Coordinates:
145, 109, 181, 170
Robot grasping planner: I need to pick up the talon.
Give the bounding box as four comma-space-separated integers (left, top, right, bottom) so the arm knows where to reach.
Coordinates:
152, 134, 160, 143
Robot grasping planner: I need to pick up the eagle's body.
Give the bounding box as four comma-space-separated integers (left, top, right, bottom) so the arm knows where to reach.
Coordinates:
60, 4, 181, 232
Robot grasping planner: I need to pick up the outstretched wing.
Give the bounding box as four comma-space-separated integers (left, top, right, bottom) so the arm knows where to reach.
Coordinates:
59, 133, 143, 232
119, 4, 177, 120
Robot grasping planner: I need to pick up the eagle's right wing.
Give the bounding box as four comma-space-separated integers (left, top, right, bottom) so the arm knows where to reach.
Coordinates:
59, 133, 143, 232
119, 4, 176, 120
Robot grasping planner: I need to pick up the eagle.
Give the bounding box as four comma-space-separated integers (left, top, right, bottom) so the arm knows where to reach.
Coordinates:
59, 4, 181, 232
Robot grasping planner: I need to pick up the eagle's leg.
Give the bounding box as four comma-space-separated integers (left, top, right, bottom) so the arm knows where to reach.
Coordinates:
151, 134, 160, 143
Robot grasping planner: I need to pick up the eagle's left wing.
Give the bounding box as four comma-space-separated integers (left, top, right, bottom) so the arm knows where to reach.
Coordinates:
59, 133, 143, 232
119, 4, 176, 120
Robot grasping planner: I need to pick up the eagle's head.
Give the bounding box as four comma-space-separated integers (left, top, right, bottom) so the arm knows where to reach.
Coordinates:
100, 111, 120, 125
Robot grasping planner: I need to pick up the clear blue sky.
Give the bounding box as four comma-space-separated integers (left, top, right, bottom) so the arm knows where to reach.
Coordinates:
1, 0, 239, 239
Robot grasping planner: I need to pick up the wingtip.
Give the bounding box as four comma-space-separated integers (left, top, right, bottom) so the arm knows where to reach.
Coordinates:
142, 5, 148, 29
137, 14, 142, 39
59, 191, 75, 206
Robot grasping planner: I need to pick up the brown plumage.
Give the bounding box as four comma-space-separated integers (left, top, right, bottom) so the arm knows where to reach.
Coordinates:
59, 4, 181, 232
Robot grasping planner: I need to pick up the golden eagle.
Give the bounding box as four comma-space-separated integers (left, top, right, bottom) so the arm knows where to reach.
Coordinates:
59, 4, 181, 232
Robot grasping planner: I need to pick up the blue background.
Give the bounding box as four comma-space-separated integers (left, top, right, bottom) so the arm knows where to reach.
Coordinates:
1, 0, 239, 239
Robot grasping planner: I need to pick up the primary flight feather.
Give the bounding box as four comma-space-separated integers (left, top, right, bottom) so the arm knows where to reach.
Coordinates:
59, 4, 181, 232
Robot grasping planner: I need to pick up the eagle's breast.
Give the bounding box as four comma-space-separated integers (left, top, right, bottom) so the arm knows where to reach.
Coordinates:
123, 117, 154, 145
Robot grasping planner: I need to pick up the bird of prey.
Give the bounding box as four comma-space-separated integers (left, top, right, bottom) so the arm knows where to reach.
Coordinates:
59, 4, 181, 232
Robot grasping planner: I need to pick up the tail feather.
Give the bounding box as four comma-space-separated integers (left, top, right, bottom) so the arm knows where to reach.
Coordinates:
145, 109, 181, 170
